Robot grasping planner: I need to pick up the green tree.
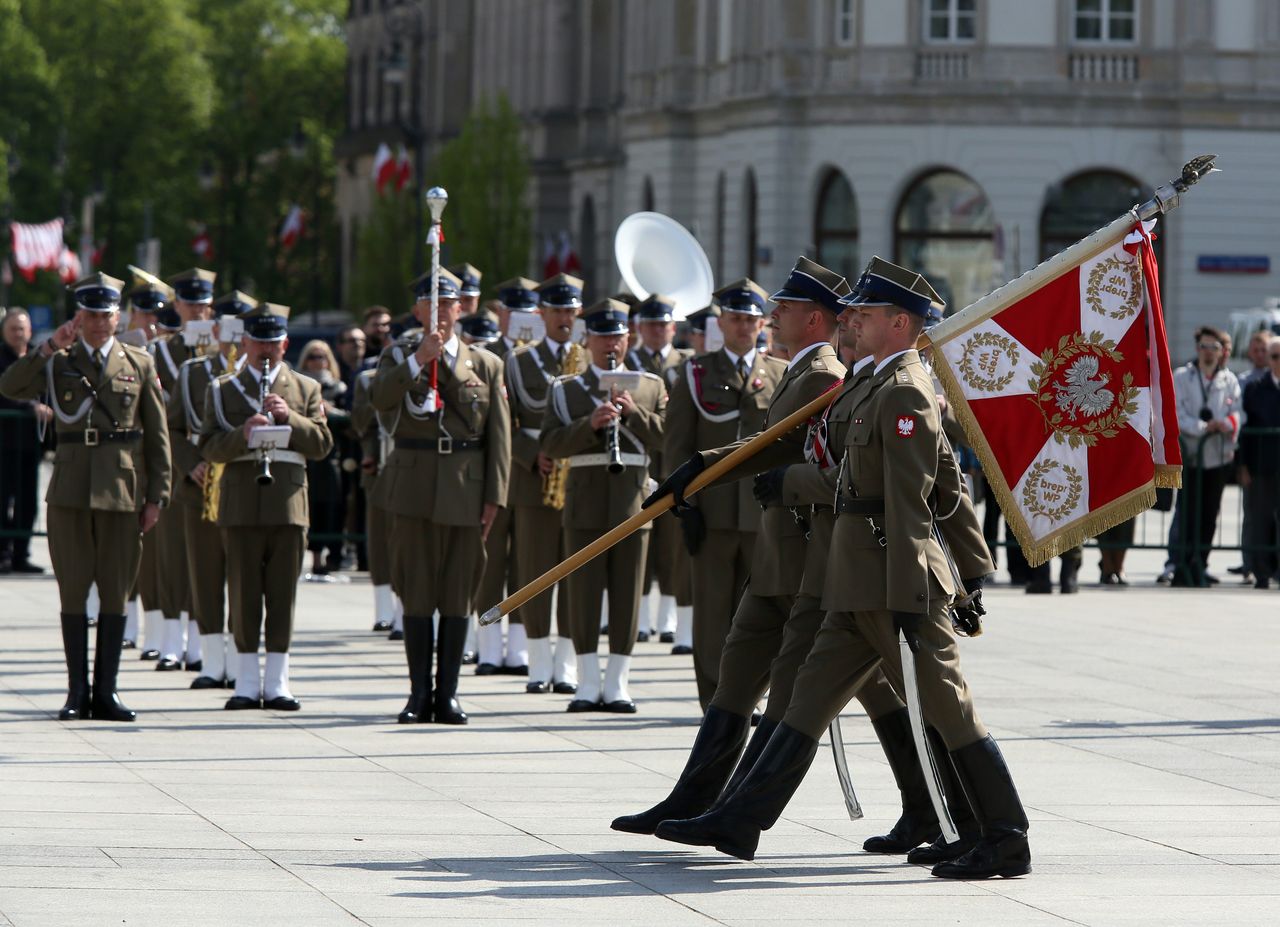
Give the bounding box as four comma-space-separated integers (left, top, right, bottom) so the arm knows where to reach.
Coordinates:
347, 192, 417, 316
429, 95, 533, 297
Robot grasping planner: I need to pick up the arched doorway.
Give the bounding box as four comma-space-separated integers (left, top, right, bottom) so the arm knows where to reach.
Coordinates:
813, 168, 859, 281
895, 168, 995, 313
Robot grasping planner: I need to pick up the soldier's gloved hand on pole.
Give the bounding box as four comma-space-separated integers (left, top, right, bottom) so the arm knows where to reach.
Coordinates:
678, 505, 707, 556
643, 453, 705, 510
752, 467, 789, 509
892, 611, 924, 653
952, 574, 988, 637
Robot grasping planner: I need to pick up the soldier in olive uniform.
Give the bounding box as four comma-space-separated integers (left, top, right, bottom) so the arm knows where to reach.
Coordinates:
172, 291, 254, 688
151, 267, 217, 672
505, 274, 588, 694
0, 274, 172, 721
370, 269, 511, 725
449, 263, 483, 316
664, 279, 786, 709
655, 258, 1028, 881
349, 365, 400, 633
199, 303, 334, 711
540, 299, 668, 712
625, 294, 692, 643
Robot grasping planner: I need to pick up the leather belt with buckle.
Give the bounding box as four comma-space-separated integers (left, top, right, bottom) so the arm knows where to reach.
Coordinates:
81, 429, 143, 447
395, 437, 485, 455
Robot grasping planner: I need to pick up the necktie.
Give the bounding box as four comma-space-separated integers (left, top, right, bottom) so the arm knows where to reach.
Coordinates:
92, 349, 104, 373
736, 357, 747, 382
556, 344, 566, 373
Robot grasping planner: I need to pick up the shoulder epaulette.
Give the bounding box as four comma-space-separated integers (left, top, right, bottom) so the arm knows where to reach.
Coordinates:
896, 368, 913, 385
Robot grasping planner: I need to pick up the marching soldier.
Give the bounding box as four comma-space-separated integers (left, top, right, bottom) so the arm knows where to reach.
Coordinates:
505, 274, 586, 694
349, 366, 399, 633
685, 305, 719, 358
665, 279, 786, 709
625, 294, 692, 643
540, 298, 667, 712
171, 291, 254, 688
199, 303, 333, 710
370, 268, 511, 725
654, 258, 1028, 881
152, 267, 217, 672
0, 273, 171, 721
449, 263, 483, 316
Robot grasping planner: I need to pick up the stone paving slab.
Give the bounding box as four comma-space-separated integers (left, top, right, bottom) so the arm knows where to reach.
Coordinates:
1, 543, 1278, 926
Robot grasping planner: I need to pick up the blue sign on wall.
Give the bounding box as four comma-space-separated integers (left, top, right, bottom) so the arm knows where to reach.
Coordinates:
1197, 255, 1270, 274
26, 304, 53, 332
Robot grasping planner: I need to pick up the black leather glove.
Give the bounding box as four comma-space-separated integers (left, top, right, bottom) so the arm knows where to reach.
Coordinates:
678, 505, 707, 556
752, 466, 788, 509
951, 575, 988, 637
891, 611, 923, 653
644, 454, 705, 509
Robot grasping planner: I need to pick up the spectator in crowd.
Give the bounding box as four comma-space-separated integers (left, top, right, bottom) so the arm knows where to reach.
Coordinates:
1228, 331, 1276, 583
1241, 330, 1275, 387
1239, 336, 1280, 589
0, 309, 52, 574
1097, 517, 1135, 586
362, 305, 392, 356
333, 324, 369, 569
1160, 325, 1243, 586
297, 339, 350, 578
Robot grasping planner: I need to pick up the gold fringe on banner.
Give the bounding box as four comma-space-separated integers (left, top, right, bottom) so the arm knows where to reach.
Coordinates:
1154, 463, 1183, 489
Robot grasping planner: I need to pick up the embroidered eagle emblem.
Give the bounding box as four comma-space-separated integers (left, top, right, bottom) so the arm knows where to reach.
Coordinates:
1053, 355, 1113, 419
896, 416, 915, 437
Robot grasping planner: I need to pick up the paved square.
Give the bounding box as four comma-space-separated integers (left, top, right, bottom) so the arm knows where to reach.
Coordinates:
1, 549, 1277, 926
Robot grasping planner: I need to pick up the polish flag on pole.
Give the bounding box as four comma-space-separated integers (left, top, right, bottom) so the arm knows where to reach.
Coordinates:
928, 218, 1181, 566
280, 204, 305, 250
372, 143, 396, 195
394, 144, 412, 193
192, 224, 214, 260
57, 246, 82, 284
10, 218, 65, 282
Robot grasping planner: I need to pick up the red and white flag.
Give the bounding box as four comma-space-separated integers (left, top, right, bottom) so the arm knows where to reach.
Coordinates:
394, 144, 412, 193
280, 204, 305, 250
10, 218, 65, 282
930, 220, 1180, 565
372, 143, 395, 195
192, 224, 214, 260
57, 246, 81, 284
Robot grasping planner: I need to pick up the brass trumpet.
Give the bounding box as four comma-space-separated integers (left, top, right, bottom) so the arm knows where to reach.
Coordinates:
256, 357, 274, 486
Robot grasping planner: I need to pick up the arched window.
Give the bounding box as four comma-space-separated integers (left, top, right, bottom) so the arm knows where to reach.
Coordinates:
814, 169, 858, 281
744, 168, 758, 280
895, 168, 995, 314
579, 195, 598, 300
714, 172, 726, 282
1040, 169, 1152, 261
642, 177, 655, 212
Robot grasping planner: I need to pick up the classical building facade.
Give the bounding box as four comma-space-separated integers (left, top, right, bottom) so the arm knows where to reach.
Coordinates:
338, 0, 1280, 350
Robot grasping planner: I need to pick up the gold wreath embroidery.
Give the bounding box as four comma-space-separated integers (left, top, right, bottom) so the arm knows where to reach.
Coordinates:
1021, 459, 1084, 522
1085, 254, 1142, 322
1026, 331, 1139, 449
958, 331, 1019, 393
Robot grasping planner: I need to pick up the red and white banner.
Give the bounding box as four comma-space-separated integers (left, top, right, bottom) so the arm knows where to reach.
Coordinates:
10, 218, 65, 282
57, 247, 81, 284
279, 204, 305, 250
931, 221, 1180, 565
372, 143, 395, 195
394, 144, 412, 193
192, 224, 214, 260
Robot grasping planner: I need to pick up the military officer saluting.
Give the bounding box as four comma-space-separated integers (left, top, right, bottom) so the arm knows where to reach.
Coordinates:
172, 291, 254, 689
370, 268, 511, 725
664, 279, 786, 709
540, 298, 668, 712
504, 274, 586, 694
0, 274, 171, 721
655, 258, 1028, 882
199, 302, 333, 711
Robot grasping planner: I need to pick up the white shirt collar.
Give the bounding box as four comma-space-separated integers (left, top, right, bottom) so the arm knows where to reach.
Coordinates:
724, 347, 756, 371
543, 336, 569, 357
874, 349, 911, 375
786, 340, 825, 371
644, 343, 672, 361
442, 334, 459, 359
850, 355, 876, 375
247, 361, 282, 385
80, 336, 115, 359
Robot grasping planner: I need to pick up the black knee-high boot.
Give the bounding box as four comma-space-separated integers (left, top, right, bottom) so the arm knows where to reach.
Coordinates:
434, 616, 469, 725
398, 615, 434, 724
863, 708, 940, 853
932, 736, 1030, 879
91, 615, 137, 722
906, 728, 980, 864
654, 722, 819, 861
59, 613, 91, 721
711, 715, 778, 810
611, 706, 751, 835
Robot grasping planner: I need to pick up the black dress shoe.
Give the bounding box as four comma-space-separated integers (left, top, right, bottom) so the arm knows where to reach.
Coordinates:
526, 680, 549, 694
185, 659, 203, 673
637, 630, 650, 643
566, 698, 601, 712
1255, 578, 1271, 590
908, 834, 979, 866
659, 632, 675, 644
86, 615, 97, 628
671, 644, 693, 655
501, 664, 529, 676
225, 696, 262, 710
601, 699, 637, 714
11, 561, 45, 575
263, 695, 301, 711
434, 698, 468, 725
475, 662, 501, 676
461, 651, 478, 665
190, 675, 225, 689
122, 639, 137, 650
373, 619, 393, 632
140, 649, 160, 661
155, 657, 182, 671
552, 681, 578, 695
387, 629, 404, 641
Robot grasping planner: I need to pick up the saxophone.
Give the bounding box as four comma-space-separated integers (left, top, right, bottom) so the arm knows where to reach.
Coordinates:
540, 341, 587, 510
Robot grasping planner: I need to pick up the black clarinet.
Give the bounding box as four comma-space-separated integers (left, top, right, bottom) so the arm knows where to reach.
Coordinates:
605, 351, 624, 474
256, 357, 274, 486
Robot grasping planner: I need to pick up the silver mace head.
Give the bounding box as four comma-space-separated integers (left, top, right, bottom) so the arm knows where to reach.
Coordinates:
426, 186, 448, 222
